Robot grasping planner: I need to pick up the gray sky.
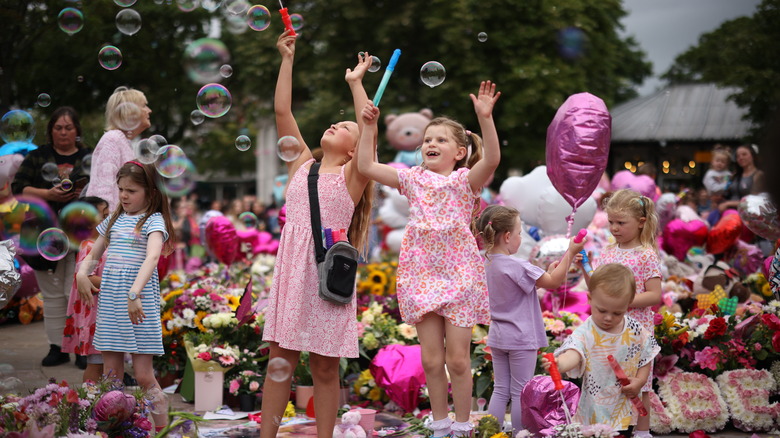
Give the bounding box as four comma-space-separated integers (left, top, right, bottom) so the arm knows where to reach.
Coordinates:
620, 0, 761, 96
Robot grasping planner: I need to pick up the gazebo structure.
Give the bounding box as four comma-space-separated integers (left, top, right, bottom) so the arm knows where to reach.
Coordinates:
610, 83, 752, 191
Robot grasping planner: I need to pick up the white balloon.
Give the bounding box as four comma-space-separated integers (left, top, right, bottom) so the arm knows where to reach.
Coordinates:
379, 187, 409, 229
385, 229, 404, 253
513, 224, 539, 260
536, 186, 597, 235
499, 166, 550, 227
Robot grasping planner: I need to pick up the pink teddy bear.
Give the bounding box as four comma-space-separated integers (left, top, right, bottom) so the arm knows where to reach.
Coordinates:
332, 410, 366, 438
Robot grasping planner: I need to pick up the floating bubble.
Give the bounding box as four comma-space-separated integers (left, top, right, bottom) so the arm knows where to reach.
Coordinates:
177, 0, 198, 12
11, 196, 57, 255
42, 162, 59, 182
155, 145, 189, 178
134, 138, 161, 164
145, 387, 168, 415
219, 64, 233, 78
60, 179, 73, 191
115, 9, 142, 36
58, 8, 84, 35
276, 136, 301, 162
81, 153, 92, 176
196, 83, 232, 118
368, 56, 381, 73
235, 134, 251, 151
37, 93, 52, 108
239, 211, 258, 229
201, 0, 223, 12
557, 27, 586, 60
225, 0, 249, 15
420, 61, 446, 88
77, 75, 84, 82
478, 32, 488, 42
37, 228, 69, 261
149, 134, 168, 148
98, 45, 123, 71
289, 13, 303, 31
246, 5, 271, 31
190, 109, 205, 125
158, 167, 196, 198
52, 177, 62, 187
267, 357, 292, 382
113, 101, 142, 132
114, 0, 137, 6
1, 110, 35, 144
59, 202, 100, 248
183, 38, 231, 84
225, 14, 248, 34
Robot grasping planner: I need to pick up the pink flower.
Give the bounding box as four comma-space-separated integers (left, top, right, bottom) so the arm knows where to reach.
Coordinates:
249, 381, 260, 392
219, 355, 236, 366
693, 346, 722, 371
654, 354, 679, 379
654, 312, 664, 325
229, 379, 240, 395
754, 342, 762, 351
134, 416, 153, 431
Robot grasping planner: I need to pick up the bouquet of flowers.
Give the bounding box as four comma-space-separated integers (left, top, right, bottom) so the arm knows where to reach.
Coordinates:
543, 310, 583, 345
357, 260, 398, 296
228, 370, 263, 396
357, 301, 410, 353
184, 332, 240, 372
353, 369, 388, 403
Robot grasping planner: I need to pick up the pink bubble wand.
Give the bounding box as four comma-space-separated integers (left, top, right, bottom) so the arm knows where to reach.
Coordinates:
606, 355, 648, 416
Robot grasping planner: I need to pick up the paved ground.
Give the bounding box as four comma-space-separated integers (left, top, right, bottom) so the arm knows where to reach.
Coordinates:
0, 321, 770, 437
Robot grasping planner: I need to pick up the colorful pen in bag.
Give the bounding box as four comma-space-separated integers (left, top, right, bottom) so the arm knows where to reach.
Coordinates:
324, 228, 334, 249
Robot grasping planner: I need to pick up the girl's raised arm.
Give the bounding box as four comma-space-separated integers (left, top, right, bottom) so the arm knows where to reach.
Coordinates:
357, 101, 399, 188
344, 53, 373, 197
467, 81, 501, 193
275, 30, 311, 176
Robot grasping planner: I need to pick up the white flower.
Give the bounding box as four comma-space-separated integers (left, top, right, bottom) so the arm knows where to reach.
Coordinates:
361, 312, 375, 325
359, 386, 368, 395
181, 308, 195, 319
398, 323, 417, 340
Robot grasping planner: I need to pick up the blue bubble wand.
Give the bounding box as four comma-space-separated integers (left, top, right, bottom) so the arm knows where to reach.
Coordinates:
372, 49, 401, 106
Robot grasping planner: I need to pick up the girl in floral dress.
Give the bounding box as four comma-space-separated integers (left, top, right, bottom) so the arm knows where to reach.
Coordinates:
358, 81, 501, 438
586, 188, 663, 438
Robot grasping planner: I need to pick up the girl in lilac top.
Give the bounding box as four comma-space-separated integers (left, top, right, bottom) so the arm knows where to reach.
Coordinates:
475, 205, 584, 433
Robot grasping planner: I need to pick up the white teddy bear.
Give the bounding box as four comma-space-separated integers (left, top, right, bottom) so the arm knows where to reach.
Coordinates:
333, 410, 366, 438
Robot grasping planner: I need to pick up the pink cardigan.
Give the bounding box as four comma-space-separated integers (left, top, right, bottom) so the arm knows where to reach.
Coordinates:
84, 130, 134, 212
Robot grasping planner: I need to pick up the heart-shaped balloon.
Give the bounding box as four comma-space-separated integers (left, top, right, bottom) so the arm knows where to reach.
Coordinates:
707, 211, 742, 255
611, 170, 658, 201
205, 216, 238, 265
738, 193, 780, 240
663, 218, 708, 261
546, 93, 611, 211
237, 229, 279, 257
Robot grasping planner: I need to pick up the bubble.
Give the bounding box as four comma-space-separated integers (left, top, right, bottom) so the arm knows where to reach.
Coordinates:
113, 101, 142, 131
81, 153, 92, 176
225, 14, 248, 34
276, 136, 301, 162
339, 109, 345, 115
134, 138, 161, 164
235, 134, 251, 151
1, 110, 35, 144
98, 45, 123, 71
478, 32, 488, 42
59, 202, 100, 248
60, 179, 73, 191
115, 9, 142, 36
177, 0, 198, 12
42, 162, 59, 182
145, 387, 168, 415
557, 27, 586, 60
219, 64, 233, 78
149, 134, 168, 148
155, 145, 189, 178
225, 0, 249, 15
196, 83, 232, 118
37, 228, 69, 261
239, 211, 258, 229
368, 56, 381, 73
52, 177, 62, 187
183, 38, 231, 84
58, 8, 84, 35
8, 196, 57, 255
289, 13, 304, 31
420, 61, 446, 88
158, 161, 197, 198
246, 5, 271, 31
201, 0, 223, 12
190, 109, 206, 125
37, 93, 52, 108
267, 357, 292, 382
114, 0, 137, 6
77, 75, 84, 82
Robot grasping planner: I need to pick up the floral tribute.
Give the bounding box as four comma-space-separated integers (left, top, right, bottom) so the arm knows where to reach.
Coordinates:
655, 372, 729, 433
715, 369, 780, 431
646, 391, 673, 435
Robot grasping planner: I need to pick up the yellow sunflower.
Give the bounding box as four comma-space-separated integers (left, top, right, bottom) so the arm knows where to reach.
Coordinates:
194, 311, 209, 332
163, 289, 183, 302
369, 269, 388, 287
371, 284, 386, 296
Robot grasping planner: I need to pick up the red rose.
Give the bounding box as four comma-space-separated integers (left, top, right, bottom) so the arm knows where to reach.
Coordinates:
704, 317, 727, 340
762, 313, 780, 331
67, 390, 79, 404
773, 331, 780, 353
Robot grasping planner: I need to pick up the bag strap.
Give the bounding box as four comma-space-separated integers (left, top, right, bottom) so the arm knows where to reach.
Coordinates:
307, 162, 326, 263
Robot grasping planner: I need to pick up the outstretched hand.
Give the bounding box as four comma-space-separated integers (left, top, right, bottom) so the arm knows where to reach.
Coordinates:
345, 52, 373, 84
276, 30, 296, 58
361, 101, 380, 125
469, 80, 501, 119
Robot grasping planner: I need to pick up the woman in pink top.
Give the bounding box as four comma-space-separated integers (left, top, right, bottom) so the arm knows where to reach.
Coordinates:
84, 86, 152, 211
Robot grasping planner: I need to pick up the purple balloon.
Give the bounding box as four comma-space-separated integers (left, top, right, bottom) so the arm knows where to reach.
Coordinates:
546, 93, 611, 211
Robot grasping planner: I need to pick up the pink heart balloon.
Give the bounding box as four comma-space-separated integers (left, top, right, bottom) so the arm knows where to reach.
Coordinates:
611, 170, 658, 201
663, 218, 708, 261
205, 216, 239, 265
546, 93, 611, 211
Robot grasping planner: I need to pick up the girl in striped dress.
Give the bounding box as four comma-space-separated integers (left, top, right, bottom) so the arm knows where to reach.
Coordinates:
76, 161, 175, 431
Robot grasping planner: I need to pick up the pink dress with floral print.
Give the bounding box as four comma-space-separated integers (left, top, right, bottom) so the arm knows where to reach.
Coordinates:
396, 167, 490, 327
595, 244, 662, 392
262, 159, 358, 358
61, 241, 105, 356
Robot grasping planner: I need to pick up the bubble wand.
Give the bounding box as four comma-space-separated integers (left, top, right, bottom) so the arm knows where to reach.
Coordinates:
606, 355, 648, 416
278, 0, 296, 36
572, 229, 593, 275
372, 49, 401, 106
543, 353, 573, 424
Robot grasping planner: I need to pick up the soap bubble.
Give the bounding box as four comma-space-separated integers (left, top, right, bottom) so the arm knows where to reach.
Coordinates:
98, 45, 123, 71
37, 93, 52, 108
235, 134, 251, 151
113, 101, 142, 132
420, 61, 446, 88
37, 228, 69, 261
42, 163, 59, 182
59, 202, 100, 248
115, 9, 142, 36
1, 110, 35, 143
155, 145, 189, 178
58, 8, 84, 35
289, 13, 304, 31
60, 179, 73, 191
196, 83, 232, 118
267, 357, 292, 382
276, 136, 301, 162
14, 196, 57, 256
158, 162, 196, 198
225, 14, 248, 34
478, 32, 488, 42
81, 154, 92, 175
190, 109, 205, 125
219, 64, 233, 78
145, 387, 168, 415
183, 38, 231, 84
225, 0, 249, 15
368, 56, 381, 73
239, 211, 258, 229
135, 138, 162, 164
149, 134, 168, 148
177, 0, 198, 12
557, 27, 587, 60
114, 0, 137, 6
246, 5, 271, 31
200, 0, 223, 12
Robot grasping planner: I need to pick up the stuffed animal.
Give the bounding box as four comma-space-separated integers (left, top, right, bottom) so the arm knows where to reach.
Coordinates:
384, 108, 433, 167
333, 410, 366, 438
0, 154, 24, 199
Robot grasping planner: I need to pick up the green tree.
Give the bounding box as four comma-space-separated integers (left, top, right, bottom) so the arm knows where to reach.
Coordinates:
662, 0, 780, 138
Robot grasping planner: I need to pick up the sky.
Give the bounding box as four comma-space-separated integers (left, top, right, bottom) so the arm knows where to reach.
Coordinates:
619, 0, 761, 96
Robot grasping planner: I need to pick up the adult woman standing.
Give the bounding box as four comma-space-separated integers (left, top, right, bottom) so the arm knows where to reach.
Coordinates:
719, 144, 765, 211
12, 106, 91, 366
84, 86, 152, 211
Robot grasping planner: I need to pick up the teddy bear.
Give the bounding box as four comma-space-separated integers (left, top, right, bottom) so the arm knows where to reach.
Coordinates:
333, 410, 366, 438
384, 108, 433, 168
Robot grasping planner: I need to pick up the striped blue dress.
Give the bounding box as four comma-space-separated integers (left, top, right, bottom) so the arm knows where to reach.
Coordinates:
93, 212, 168, 355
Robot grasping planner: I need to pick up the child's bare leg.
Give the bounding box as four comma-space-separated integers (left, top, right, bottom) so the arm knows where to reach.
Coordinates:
133, 354, 167, 428
310, 353, 340, 438
101, 351, 124, 381
445, 322, 474, 437
634, 392, 652, 436
260, 343, 300, 438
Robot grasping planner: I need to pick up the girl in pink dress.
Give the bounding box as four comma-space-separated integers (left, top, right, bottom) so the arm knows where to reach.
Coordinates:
585, 188, 662, 438
358, 81, 501, 438
260, 31, 374, 438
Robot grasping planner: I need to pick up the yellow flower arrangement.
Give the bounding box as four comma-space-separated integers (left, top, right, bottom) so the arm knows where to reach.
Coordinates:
353, 369, 388, 402
194, 310, 208, 332
357, 261, 398, 296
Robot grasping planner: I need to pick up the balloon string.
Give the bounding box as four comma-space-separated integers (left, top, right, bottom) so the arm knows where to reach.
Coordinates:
565, 209, 576, 238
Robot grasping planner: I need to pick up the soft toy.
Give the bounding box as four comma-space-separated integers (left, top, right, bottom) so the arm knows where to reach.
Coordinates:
0, 154, 24, 198
333, 410, 366, 438
384, 108, 432, 167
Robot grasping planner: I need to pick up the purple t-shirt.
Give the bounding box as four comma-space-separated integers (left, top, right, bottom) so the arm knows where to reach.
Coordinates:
484, 253, 548, 350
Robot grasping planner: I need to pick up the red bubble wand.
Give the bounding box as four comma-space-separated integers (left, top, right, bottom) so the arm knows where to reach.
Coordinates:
606, 355, 648, 416
543, 353, 573, 425
278, 0, 296, 36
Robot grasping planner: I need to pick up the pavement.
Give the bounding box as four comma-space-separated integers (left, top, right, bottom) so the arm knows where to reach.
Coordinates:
0, 320, 770, 437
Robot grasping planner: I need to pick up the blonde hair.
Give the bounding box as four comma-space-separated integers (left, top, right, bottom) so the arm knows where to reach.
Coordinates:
105, 86, 146, 131
602, 188, 659, 252
711, 144, 732, 163
474, 205, 519, 259
348, 182, 374, 260
589, 263, 636, 304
